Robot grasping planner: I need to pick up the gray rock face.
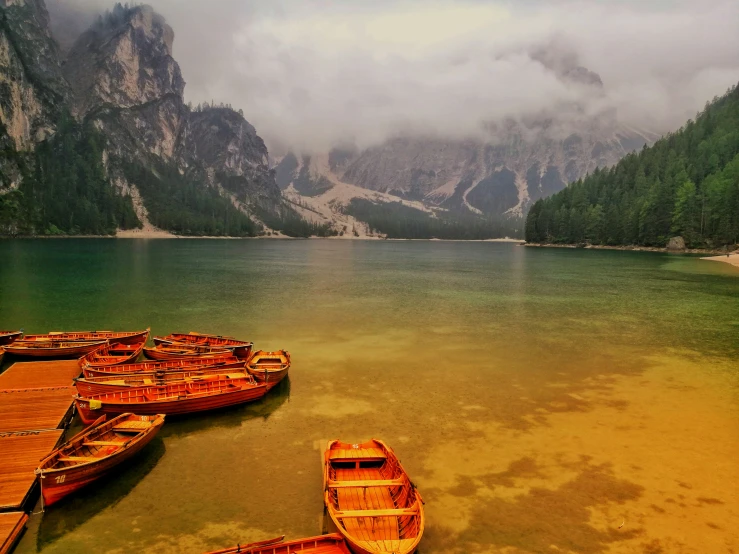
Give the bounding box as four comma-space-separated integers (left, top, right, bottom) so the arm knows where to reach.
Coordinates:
185, 107, 282, 209
63, 4, 182, 118
60, 3, 282, 214
335, 121, 652, 218
667, 236, 686, 251
0, 0, 68, 189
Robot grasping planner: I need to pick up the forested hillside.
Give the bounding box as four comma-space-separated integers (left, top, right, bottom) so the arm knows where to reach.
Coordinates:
525, 84, 739, 248
344, 199, 521, 239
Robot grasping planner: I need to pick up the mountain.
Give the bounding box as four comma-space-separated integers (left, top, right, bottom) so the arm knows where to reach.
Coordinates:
275, 54, 655, 238
525, 84, 739, 248
0, 1, 317, 237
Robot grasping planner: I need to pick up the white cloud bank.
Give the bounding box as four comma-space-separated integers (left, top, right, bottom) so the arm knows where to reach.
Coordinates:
47, 0, 739, 152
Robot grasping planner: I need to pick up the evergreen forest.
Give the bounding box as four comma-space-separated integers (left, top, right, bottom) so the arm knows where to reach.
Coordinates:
525, 84, 739, 248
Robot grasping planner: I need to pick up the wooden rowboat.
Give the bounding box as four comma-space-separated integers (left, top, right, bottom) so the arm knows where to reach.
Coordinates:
75, 371, 249, 396
0, 348, 3, 366
21, 329, 149, 345
74, 376, 267, 424
3, 340, 108, 358
153, 332, 252, 359
36, 413, 164, 507
81, 356, 245, 378
0, 330, 22, 346
206, 533, 351, 554
143, 345, 233, 361
247, 350, 291, 389
323, 439, 424, 554
78, 338, 147, 368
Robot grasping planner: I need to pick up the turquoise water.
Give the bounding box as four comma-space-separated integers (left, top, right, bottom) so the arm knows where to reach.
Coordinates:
1, 239, 737, 553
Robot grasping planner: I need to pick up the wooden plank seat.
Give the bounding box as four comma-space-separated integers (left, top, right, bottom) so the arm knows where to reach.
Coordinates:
329, 448, 386, 460
333, 508, 418, 518
327, 478, 405, 488
58, 456, 98, 462
82, 441, 127, 446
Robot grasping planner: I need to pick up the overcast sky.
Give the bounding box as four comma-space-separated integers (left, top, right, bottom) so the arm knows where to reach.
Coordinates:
48, 0, 739, 152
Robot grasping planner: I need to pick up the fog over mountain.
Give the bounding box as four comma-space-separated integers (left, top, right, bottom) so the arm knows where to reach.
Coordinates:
47, 0, 739, 153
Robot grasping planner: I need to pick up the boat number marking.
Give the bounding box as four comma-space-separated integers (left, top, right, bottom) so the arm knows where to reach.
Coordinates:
141, 416, 147, 421
55, 475, 66, 484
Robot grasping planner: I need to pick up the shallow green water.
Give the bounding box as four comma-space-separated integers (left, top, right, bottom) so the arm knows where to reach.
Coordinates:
1, 239, 738, 554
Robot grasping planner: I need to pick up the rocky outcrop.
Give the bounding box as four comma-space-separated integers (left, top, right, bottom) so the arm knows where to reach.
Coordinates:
667, 236, 686, 251
184, 107, 282, 210
61, 3, 283, 216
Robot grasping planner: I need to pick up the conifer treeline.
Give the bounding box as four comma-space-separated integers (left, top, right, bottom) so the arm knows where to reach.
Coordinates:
344, 198, 522, 239
525, 84, 739, 248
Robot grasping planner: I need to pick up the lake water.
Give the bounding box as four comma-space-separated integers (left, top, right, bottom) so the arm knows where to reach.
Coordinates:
1, 239, 737, 554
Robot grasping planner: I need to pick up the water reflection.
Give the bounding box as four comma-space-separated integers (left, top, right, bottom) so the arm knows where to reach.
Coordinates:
36, 437, 166, 549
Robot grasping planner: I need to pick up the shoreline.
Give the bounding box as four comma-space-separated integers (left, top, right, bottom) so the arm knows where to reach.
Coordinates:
0, 233, 524, 242
526, 242, 739, 269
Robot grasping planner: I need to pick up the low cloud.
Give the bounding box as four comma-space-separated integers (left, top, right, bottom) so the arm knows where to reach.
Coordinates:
47, 0, 739, 152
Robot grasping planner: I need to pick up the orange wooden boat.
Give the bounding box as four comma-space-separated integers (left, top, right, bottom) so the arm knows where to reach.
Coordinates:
3, 339, 108, 358
36, 413, 164, 507
323, 439, 424, 554
247, 350, 291, 389
205, 533, 351, 554
143, 345, 233, 361
0, 348, 3, 366
74, 376, 267, 424
81, 356, 245, 378
153, 332, 252, 358
75, 370, 249, 396
22, 329, 149, 345
78, 338, 147, 368
0, 330, 22, 346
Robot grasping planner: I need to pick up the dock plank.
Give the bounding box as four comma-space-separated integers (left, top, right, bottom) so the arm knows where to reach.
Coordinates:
0, 388, 75, 433
0, 512, 28, 554
0, 431, 64, 511
0, 361, 81, 390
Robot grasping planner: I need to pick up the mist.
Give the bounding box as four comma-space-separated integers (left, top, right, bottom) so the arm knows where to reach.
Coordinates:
46, 0, 739, 153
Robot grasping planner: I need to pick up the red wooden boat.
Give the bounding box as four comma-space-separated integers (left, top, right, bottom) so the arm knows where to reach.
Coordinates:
75, 376, 267, 424
75, 370, 249, 396
3, 340, 108, 358
323, 439, 424, 554
78, 338, 147, 368
0, 330, 22, 346
22, 329, 149, 345
247, 350, 291, 389
143, 345, 233, 361
153, 332, 252, 359
206, 533, 351, 554
36, 413, 164, 507
81, 356, 245, 378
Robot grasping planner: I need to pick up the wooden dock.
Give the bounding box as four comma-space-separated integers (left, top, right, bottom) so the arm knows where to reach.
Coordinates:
0, 360, 80, 525
0, 431, 64, 511
0, 512, 29, 554
0, 360, 81, 389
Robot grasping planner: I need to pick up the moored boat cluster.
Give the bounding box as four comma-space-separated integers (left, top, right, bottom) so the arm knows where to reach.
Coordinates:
0, 329, 425, 553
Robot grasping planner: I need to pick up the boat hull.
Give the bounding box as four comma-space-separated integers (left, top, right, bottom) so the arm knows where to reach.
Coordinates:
153, 333, 252, 359
0, 331, 22, 346
78, 339, 146, 368
81, 357, 243, 378
22, 329, 149, 345
75, 370, 250, 396
248, 367, 290, 390
3, 340, 108, 358
205, 533, 350, 554
143, 346, 233, 361
323, 439, 424, 554
75, 383, 267, 424
38, 414, 164, 507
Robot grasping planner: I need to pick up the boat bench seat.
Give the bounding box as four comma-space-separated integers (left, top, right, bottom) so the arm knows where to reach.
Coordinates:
327, 478, 405, 488
58, 456, 96, 462
83, 441, 126, 446
329, 448, 386, 461
333, 508, 418, 518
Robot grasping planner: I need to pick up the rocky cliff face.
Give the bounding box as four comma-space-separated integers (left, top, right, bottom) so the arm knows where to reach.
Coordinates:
276, 54, 656, 225
59, 3, 283, 219
0, 0, 67, 187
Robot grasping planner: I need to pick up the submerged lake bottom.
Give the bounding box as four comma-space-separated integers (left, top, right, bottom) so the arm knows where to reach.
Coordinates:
1, 239, 737, 554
